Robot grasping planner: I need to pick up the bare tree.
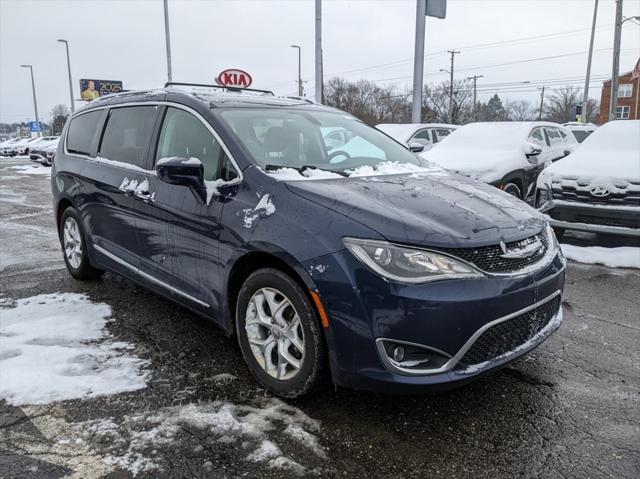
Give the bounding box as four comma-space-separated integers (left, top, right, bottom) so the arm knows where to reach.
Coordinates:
50, 104, 70, 135
423, 79, 473, 124
543, 86, 581, 123
505, 99, 536, 121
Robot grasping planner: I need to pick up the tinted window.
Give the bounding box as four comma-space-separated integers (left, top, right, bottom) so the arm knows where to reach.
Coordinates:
434, 128, 453, 142
66, 110, 103, 156
571, 130, 591, 143
100, 106, 157, 168
413, 129, 430, 141
156, 107, 236, 182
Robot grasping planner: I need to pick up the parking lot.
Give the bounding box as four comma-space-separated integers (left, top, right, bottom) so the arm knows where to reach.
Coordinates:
1, 156, 639, 478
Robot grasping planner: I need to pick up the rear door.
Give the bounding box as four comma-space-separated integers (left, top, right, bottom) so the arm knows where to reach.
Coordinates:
133, 105, 240, 318
82, 105, 159, 273
544, 127, 569, 162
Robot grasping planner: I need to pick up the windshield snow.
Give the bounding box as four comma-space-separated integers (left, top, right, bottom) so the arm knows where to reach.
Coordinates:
218, 108, 422, 174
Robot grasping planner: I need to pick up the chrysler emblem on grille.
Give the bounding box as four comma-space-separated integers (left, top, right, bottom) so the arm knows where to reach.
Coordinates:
499, 237, 544, 259
589, 185, 611, 198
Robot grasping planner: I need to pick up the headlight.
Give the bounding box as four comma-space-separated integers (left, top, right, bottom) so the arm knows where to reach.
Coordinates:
343, 238, 483, 283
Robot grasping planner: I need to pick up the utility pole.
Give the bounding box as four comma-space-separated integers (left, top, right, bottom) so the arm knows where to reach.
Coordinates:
466, 74, 483, 120
57, 39, 75, 113
582, 0, 598, 122
411, 0, 427, 123
290, 45, 303, 96
609, 0, 623, 120
20, 65, 40, 137
314, 0, 322, 103
447, 50, 460, 123
538, 86, 546, 120
163, 0, 173, 83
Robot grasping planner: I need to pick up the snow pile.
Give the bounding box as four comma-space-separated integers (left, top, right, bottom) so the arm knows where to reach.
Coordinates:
0, 293, 149, 405
241, 194, 276, 228
561, 244, 640, 269
9, 164, 51, 176
71, 398, 326, 476
266, 161, 436, 181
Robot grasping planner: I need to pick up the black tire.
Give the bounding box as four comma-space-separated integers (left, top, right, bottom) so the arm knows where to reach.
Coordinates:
236, 268, 327, 398
552, 227, 565, 241
503, 182, 522, 199
59, 207, 104, 280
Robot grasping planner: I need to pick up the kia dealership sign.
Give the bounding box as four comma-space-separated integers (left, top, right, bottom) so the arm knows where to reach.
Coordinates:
216, 69, 253, 88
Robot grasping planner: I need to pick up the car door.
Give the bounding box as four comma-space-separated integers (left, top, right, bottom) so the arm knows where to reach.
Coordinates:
133, 105, 240, 318
81, 105, 159, 273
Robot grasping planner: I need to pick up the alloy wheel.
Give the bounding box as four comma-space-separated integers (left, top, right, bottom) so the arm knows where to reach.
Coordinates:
245, 287, 305, 380
63, 217, 83, 269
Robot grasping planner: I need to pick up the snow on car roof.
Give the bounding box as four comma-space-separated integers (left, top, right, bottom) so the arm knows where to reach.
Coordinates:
544, 120, 640, 180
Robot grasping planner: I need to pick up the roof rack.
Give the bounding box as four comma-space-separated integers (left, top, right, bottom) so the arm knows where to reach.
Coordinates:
164, 82, 274, 96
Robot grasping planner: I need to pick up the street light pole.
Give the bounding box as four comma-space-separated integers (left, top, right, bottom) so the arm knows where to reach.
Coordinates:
57, 39, 75, 113
581, 0, 598, 121
447, 50, 460, 124
538, 86, 546, 120
314, 0, 322, 103
291, 45, 303, 96
411, 0, 427, 123
163, 0, 173, 83
20, 64, 40, 137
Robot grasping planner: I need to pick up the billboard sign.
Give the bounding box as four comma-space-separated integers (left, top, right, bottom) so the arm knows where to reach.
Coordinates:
216, 69, 253, 88
79, 79, 124, 101
28, 121, 44, 132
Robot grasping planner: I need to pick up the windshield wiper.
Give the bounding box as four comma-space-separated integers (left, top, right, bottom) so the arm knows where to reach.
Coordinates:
265, 164, 348, 177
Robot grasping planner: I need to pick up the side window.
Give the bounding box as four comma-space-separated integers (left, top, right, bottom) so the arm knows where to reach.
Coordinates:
66, 110, 103, 156
412, 129, 431, 142
545, 127, 563, 147
156, 107, 237, 182
434, 128, 453, 142
528, 128, 548, 148
100, 106, 157, 168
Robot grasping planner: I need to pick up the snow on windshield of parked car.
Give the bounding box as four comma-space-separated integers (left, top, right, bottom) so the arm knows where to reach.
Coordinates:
540, 120, 640, 181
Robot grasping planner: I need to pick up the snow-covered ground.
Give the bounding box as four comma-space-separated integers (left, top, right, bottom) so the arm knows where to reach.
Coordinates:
9, 163, 51, 176
561, 244, 640, 269
0, 293, 149, 405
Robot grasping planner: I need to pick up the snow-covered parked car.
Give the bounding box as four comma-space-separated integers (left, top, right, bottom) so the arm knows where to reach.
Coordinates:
11, 136, 56, 156
422, 122, 577, 200
536, 120, 640, 238
0, 137, 23, 156
30, 137, 59, 165
563, 122, 597, 143
376, 123, 457, 151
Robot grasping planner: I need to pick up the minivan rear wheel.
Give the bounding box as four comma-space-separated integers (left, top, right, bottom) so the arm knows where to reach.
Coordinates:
59, 208, 104, 280
236, 268, 326, 398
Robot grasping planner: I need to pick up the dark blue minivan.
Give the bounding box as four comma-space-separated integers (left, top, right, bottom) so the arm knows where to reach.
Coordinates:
52, 84, 566, 397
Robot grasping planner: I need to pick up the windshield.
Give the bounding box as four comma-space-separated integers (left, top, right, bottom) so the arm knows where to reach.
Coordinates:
218, 108, 421, 172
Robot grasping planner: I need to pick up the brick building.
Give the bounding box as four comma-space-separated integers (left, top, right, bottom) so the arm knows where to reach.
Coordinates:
597, 70, 640, 124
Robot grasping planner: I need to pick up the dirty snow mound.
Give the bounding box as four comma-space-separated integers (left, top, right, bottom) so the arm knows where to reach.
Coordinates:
0, 293, 149, 405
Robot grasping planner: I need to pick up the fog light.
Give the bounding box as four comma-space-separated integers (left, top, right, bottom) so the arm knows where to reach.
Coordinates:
392, 346, 405, 362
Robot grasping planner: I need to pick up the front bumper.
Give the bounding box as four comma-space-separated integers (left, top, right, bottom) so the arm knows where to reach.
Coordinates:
540, 199, 640, 237
305, 248, 566, 393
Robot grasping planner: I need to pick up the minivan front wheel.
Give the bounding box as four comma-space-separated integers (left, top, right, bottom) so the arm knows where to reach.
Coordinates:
59, 208, 104, 280
236, 268, 326, 398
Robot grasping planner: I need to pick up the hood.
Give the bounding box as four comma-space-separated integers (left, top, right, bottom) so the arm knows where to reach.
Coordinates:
285, 171, 545, 248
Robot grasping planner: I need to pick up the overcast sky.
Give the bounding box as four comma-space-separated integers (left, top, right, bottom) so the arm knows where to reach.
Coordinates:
1, 0, 639, 124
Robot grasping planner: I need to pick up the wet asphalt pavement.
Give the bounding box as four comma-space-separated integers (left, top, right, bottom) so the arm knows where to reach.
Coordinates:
1, 157, 639, 478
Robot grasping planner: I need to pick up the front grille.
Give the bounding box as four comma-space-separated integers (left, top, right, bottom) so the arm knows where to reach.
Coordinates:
459, 296, 561, 366
574, 214, 639, 229
434, 229, 549, 274
551, 177, 640, 207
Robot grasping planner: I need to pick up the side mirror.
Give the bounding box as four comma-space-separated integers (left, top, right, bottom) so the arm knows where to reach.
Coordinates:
524, 142, 542, 159
156, 156, 206, 202
408, 142, 425, 153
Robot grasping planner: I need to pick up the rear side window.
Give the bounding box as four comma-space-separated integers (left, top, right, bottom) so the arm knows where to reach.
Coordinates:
156, 107, 237, 182
66, 110, 103, 156
99, 106, 157, 168
412, 129, 430, 141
